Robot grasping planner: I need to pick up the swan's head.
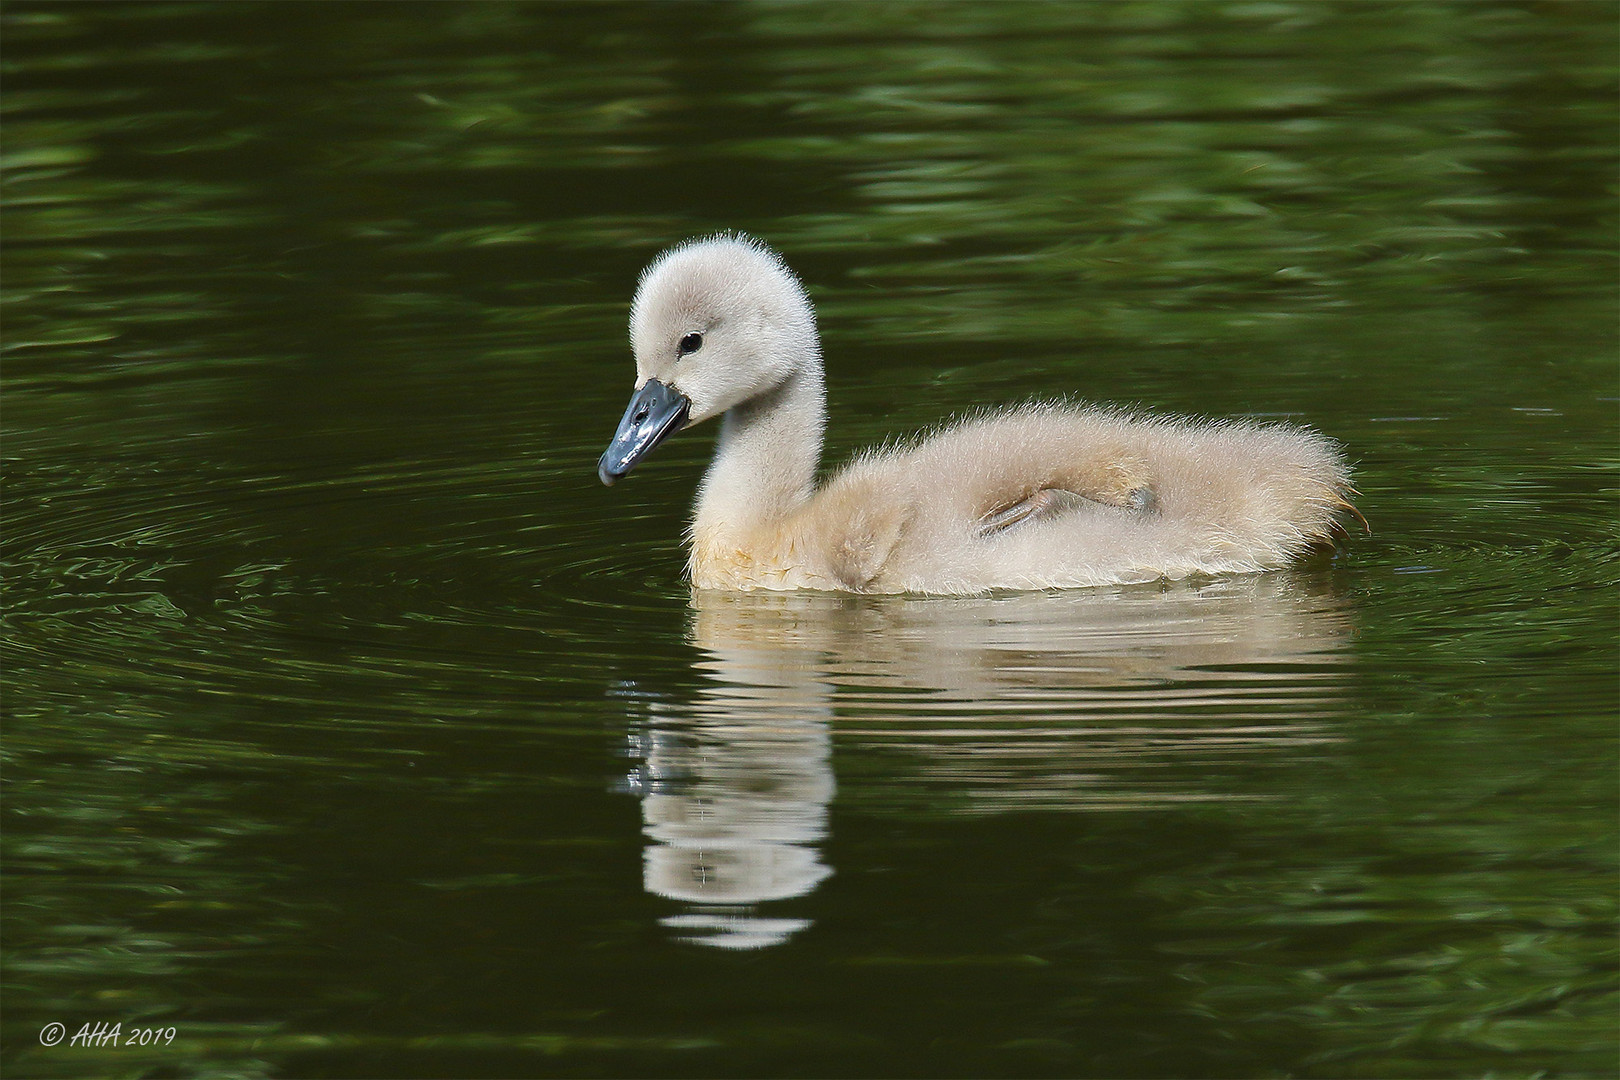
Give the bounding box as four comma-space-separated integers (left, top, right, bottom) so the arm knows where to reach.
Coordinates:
599, 233, 819, 485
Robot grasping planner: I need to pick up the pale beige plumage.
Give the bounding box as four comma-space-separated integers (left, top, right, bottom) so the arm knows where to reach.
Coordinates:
599, 233, 1356, 595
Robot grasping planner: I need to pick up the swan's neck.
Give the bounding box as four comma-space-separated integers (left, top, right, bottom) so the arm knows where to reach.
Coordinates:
693, 366, 825, 536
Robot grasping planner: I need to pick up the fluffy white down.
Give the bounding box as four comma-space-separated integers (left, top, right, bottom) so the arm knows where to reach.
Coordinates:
610, 233, 1355, 595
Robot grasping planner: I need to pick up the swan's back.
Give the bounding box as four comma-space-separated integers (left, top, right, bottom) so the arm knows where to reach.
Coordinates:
811, 403, 1350, 593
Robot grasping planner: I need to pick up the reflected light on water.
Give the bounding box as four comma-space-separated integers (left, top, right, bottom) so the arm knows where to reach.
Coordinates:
629, 574, 1351, 947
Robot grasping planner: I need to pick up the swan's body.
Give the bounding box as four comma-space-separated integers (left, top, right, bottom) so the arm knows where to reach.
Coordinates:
599, 234, 1354, 595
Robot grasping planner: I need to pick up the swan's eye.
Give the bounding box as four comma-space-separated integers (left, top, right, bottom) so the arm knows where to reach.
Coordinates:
678, 332, 703, 355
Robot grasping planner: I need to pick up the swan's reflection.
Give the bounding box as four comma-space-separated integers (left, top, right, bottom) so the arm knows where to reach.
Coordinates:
630, 575, 1352, 948
636, 698, 834, 950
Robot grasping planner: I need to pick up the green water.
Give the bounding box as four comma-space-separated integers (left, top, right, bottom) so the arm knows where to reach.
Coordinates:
3, 3, 1615, 1077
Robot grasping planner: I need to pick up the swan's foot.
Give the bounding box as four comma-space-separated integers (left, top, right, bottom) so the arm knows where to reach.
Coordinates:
977, 484, 1156, 538
978, 489, 1068, 536
1121, 484, 1158, 513
1088, 456, 1158, 512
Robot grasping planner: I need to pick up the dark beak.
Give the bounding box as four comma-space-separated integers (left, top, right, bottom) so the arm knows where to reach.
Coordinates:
598, 378, 691, 486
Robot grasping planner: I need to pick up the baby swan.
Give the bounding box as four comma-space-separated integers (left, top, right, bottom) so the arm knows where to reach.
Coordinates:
599, 233, 1355, 595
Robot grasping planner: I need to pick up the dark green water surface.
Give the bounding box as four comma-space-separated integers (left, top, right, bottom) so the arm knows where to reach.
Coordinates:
3, 3, 1616, 1077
